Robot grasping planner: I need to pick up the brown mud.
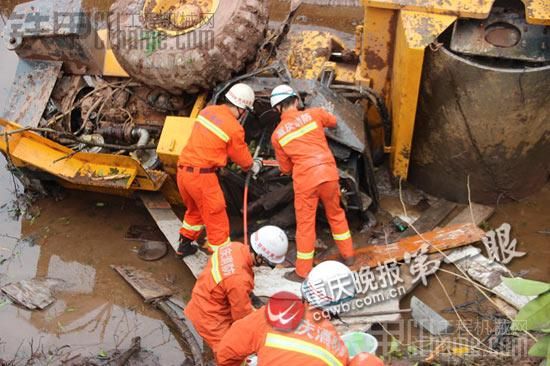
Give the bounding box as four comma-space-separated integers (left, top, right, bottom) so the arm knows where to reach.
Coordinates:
0, 1, 548, 364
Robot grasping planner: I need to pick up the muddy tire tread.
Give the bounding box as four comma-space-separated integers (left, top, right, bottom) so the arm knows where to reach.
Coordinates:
108, 0, 268, 93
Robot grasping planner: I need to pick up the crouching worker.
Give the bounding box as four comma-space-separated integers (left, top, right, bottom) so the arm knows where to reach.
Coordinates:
216, 260, 354, 366
184, 226, 289, 354
176, 83, 262, 256
270, 85, 355, 281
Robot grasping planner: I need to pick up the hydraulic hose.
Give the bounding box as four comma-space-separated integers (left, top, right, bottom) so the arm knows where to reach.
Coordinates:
243, 128, 268, 246
329, 84, 392, 147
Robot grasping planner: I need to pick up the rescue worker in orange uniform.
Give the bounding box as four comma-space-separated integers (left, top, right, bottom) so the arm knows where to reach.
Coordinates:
184, 226, 289, 353
270, 85, 355, 281
216, 261, 354, 366
176, 83, 263, 255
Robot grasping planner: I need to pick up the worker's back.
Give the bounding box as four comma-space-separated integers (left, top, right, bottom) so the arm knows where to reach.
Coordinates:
216, 305, 349, 365
184, 242, 254, 351
271, 108, 339, 193
179, 104, 250, 168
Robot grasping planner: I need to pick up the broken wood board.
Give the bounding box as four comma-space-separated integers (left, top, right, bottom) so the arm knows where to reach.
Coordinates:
399, 199, 457, 238
333, 293, 402, 333
447, 203, 495, 226
140, 192, 206, 278
447, 246, 533, 309
253, 266, 302, 298
1, 278, 64, 310
112, 265, 173, 302
324, 223, 486, 270
411, 296, 454, 335
398, 203, 497, 299
441, 204, 532, 310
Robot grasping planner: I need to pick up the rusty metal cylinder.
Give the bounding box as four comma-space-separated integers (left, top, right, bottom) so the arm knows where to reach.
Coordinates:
409, 46, 550, 204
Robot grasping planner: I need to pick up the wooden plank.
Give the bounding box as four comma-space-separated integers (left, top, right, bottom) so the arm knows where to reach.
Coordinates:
139, 192, 207, 278
399, 199, 457, 238
400, 204, 495, 298
324, 223, 485, 269
441, 204, 532, 310
1, 279, 60, 310
448, 248, 533, 309
447, 203, 495, 226
112, 265, 173, 302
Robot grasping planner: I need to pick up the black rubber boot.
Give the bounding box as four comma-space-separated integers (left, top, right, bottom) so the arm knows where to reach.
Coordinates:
177, 236, 198, 258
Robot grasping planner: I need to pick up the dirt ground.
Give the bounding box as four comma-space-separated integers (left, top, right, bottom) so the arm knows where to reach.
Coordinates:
0, 1, 549, 365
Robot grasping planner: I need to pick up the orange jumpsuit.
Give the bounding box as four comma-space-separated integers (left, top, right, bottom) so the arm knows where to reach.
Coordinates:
216, 305, 349, 366
177, 105, 253, 250
184, 241, 254, 353
271, 108, 354, 278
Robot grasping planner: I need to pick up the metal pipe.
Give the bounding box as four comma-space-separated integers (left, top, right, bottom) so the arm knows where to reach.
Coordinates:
131, 127, 150, 147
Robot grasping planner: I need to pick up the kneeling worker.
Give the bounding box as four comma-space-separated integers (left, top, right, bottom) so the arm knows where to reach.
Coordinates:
215, 261, 353, 365
184, 226, 289, 353
177, 83, 263, 255
270, 85, 355, 281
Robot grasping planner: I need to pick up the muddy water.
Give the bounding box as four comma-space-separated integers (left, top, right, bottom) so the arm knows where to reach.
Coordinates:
0, 14, 194, 361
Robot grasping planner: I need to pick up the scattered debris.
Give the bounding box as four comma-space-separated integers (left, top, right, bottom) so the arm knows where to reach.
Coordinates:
137, 241, 168, 262
411, 296, 455, 335
1, 278, 64, 310
113, 265, 204, 366
112, 265, 173, 302
399, 199, 457, 238
449, 247, 534, 309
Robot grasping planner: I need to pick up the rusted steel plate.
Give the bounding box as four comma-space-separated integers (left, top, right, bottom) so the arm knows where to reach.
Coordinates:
310, 85, 366, 153
112, 265, 173, 302
324, 223, 486, 268
0, 59, 62, 127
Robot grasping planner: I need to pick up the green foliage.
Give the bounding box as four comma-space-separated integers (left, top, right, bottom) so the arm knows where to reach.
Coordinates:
388, 337, 403, 358
504, 278, 550, 365
528, 335, 550, 357
511, 292, 550, 331
502, 277, 550, 296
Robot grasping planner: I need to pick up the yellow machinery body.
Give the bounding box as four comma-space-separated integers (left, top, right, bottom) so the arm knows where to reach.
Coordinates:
1, 0, 548, 200
357, 0, 549, 179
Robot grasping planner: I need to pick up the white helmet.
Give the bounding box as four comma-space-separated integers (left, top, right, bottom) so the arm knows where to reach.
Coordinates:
250, 226, 289, 265
226, 83, 255, 110
270, 85, 297, 108
302, 261, 356, 308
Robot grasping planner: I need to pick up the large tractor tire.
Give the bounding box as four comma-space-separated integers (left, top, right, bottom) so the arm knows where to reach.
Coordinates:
109, 0, 268, 94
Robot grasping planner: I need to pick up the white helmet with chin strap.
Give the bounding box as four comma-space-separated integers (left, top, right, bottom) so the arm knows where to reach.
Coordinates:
302, 260, 356, 309
271, 84, 297, 108
250, 226, 289, 265
226, 83, 255, 110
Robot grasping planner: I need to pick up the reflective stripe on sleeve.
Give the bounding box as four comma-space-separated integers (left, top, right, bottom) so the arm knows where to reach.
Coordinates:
265, 333, 343, 366
278, 121, 318, 147
197, 115, 230, 142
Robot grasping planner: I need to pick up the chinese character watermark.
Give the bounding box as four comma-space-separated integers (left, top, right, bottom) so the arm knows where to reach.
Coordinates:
482, 223, 525, 264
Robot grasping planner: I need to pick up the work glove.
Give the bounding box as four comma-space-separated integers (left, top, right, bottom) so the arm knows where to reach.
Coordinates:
251, 158, 263, 178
